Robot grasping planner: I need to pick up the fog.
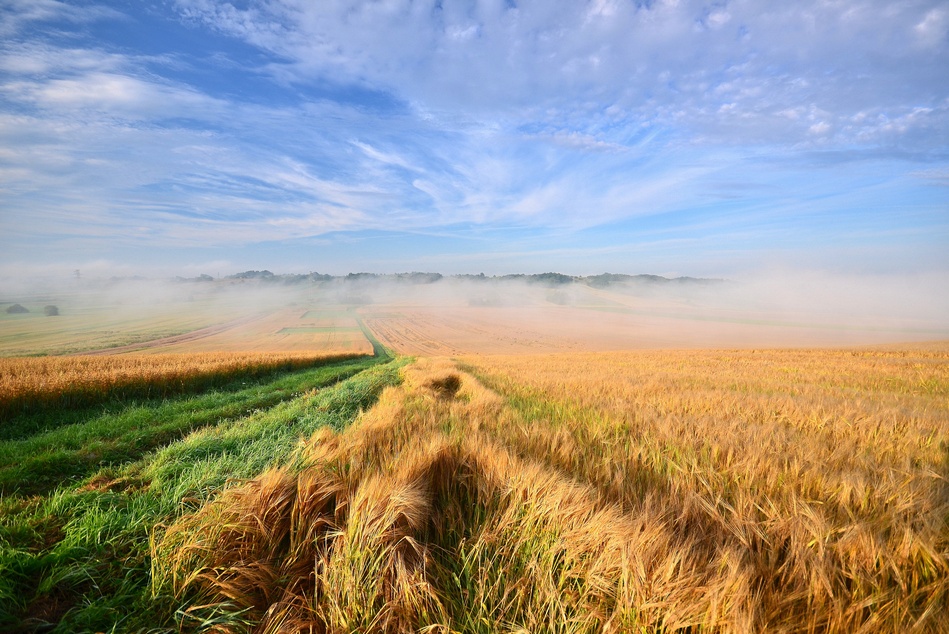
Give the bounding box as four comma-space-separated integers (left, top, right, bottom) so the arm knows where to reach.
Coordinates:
2, 269, 947, 355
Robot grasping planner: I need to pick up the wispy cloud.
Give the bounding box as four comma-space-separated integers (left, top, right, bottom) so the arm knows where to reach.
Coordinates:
0, 0, 123, 37
0, 0, 946, 276
173, 0, 949, 150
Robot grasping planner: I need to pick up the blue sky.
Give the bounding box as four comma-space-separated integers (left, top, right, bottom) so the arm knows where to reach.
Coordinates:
1, 0, 947, 278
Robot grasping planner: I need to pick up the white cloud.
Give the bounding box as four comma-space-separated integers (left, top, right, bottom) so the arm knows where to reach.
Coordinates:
0, 0, 124, 36
169, 0, 948, 151
4, 71, 225, 120
707, 10, 731, 29
352, 141, 418, 172
915, 8, 948, 47
0, 43, 125, 75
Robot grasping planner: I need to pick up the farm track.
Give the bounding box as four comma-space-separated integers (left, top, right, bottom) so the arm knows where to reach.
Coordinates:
76, 311, 276, 356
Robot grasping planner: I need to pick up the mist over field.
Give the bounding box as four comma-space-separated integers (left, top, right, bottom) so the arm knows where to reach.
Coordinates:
3, 268, 947, 355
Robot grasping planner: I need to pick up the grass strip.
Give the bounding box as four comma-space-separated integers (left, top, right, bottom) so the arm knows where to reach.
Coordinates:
0, 358, 404, 632
350, 309, 392, 359
0, 355, 380, 496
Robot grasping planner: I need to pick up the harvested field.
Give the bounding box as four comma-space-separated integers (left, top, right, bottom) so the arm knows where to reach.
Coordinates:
362, 301, 948, 355
0, 302, 237, 357
138, 307, 371, 355
80, 312, 276, 355
0, 300, 372, 357
6, 279, 945, 358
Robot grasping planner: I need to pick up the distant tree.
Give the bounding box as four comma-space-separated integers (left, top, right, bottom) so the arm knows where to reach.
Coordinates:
584, 273, 632, 288
529, 272, 575, 285
43, 305, 59, 316
228, 270, 275, 280
346, 272, 378, 282
6, 304, 28, 314
396, 272, 442, 284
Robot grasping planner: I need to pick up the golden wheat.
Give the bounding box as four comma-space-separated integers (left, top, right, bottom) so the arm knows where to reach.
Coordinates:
0, 351, 362, 414
154, 347, 949, 633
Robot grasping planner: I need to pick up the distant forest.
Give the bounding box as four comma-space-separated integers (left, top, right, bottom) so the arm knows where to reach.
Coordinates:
174, 271, 725, 287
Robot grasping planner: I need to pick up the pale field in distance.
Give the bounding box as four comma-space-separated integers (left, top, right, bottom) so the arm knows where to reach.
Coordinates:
129, 307, 372, 356
4, 276, 947, 357
0, 281, 372, 357
360, 281, 949, 354
0, 297, 244, 357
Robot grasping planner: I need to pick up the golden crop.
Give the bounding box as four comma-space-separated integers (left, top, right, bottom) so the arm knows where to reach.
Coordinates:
0, 351, 362, 416
155, 345, 949, 633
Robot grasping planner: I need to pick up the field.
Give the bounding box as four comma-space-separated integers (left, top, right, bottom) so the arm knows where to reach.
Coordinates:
360, 284, 949, 355
1, 281, 948, 632
0, 351, 365, 419
143, 347, 949, 633
0, 282, 372, 357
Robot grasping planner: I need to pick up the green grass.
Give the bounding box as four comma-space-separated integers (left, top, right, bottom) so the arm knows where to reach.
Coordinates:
0, 356, 405, 632
351, 310, 392, 358
0, 353, 365, 421
0, 356, 380, 496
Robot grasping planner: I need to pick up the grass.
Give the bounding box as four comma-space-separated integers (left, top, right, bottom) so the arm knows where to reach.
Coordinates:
0, 355, 379, 496
0, 355, 404, 632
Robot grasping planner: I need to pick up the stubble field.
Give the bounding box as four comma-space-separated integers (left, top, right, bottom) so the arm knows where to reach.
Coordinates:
358, 282, 949, 355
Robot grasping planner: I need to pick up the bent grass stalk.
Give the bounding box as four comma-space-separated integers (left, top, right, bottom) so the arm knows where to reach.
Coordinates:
6, 346, 944, 632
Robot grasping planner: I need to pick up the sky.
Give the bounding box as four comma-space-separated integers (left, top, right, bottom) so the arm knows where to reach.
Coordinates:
1, 0, 947, 279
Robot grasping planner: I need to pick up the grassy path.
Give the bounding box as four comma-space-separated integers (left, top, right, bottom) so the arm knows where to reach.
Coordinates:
350, 307, 393, 359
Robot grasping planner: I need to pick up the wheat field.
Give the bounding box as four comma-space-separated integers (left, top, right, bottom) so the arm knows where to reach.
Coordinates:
153, 345, 949, 633
0, 351, 362, 416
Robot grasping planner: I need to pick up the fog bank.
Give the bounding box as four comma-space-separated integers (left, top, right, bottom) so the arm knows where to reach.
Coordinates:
2, 269, 946, 355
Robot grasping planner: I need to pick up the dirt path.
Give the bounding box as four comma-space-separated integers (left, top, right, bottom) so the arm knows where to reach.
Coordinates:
76, 311, 275, 356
